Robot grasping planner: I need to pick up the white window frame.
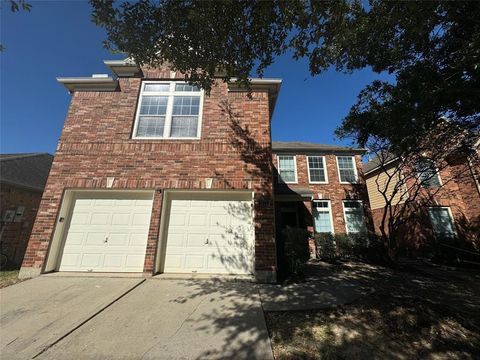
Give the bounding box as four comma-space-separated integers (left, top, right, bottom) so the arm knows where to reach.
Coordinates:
312, 200, 335, 234
427, 206, 457, 239
276, 154, 298, 184
336, 155, 358, 184
416, 158, 443, 188
342, 200, 366, 234
132, 81, 204, 140
307, 155, 329, 184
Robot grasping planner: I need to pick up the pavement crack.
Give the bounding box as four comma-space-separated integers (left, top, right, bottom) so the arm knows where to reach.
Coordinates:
169, 296, 207, 339
31, 279, 146, 359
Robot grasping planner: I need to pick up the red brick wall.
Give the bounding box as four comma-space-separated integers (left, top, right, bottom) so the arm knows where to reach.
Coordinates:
0, 184, 43, 268
22, 66, 276, 277
272, 153, 372, 234
369, 156, 480, 251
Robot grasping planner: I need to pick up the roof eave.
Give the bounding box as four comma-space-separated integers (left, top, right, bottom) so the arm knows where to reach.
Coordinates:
57, 77, 119, 93
272, 147, 367, 155
363, 156, 400, 176
103, 60, 142, 77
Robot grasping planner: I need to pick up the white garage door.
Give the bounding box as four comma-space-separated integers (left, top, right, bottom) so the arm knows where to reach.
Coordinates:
164, 198, 254, 274
59, 194, 153, 272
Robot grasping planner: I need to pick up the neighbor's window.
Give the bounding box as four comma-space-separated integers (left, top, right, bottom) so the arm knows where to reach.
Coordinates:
343, 201, 366, 234
428, 207, 456, 238
313, 200, 333, 233
416, 158, 441, 188
277, 155, 297, 183
133, 82, 203, 139
337, 156, 357, 183
308, 156, 327, 183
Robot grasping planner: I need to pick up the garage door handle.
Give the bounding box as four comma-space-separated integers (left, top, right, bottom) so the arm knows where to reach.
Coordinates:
205, 238, 209, 245
104, 237, 108, 243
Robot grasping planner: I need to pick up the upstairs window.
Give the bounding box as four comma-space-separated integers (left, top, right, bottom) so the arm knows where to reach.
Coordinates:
133, 82, 203, 139
308, 156, 328, 183
277, 155, 297, 183
337, 156, 358, 183
313, 200, 334, 233
416, 158, 441, 188
343, 201, 366, 234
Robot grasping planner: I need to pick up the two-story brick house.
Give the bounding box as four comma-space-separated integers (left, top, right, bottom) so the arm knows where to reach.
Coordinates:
271, 142, 369, 238
19, 60, 372, 282
19, 60, 281, 282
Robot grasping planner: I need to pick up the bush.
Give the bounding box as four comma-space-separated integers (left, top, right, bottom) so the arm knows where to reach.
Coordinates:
314, 232, 385, 263
314, 233, 336, 261
281, 227, 311, 275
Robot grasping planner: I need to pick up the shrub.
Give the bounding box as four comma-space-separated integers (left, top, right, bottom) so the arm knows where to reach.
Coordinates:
281, 227, 311, 275
313, 232, 385, 263
335, 234, 354, 258
314, 233, 336, 261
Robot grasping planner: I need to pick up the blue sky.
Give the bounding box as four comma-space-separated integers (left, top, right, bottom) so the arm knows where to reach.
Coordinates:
1, 1, 392, 154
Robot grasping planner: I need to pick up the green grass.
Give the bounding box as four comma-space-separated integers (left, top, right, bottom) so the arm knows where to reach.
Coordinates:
0, 270, 22, 289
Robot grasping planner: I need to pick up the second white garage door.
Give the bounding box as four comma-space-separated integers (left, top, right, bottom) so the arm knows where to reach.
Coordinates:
164, 198, 254, 274
59, 193, 153, 272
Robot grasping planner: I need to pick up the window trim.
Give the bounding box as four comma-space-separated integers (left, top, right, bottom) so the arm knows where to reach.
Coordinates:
312, 200, 335, 234
276, 154, 298, 184
307, 155, 329, 184
342, 200, 365, 234
427, 206, 457, 239
132, 81, 204, 140
336, 155, 358, 184
416, 158, 443, 188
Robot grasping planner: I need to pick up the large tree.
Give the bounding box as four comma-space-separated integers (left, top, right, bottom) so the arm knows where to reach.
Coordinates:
91, 0, 479, 153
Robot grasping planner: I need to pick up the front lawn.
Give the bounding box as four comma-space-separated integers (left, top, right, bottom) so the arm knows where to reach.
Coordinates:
266, 262, 480, 359
0, 270, 22, 289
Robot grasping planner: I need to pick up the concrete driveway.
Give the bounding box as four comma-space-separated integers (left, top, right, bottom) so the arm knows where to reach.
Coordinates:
0, 276, 273, 360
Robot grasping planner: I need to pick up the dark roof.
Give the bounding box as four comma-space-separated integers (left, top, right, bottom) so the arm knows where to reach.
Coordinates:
0, 153, 53, 191
363, 152, 399, 174
275, 184, 313, 198
272, 141, 366, 154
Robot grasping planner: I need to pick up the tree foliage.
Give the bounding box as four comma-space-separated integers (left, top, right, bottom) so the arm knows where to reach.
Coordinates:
0, 1, 32, 52
90, 0, 480, 152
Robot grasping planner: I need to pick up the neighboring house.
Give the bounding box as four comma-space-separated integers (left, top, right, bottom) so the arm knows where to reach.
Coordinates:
0, 153, 53, 268
363, 144, 480, 252
20, 61, 281, 282
272, 142, 370, 237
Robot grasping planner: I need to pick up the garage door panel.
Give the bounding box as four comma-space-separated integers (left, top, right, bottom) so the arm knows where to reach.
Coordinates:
70, 213, 90, 225
90, 213, 110, 225
103, 254, 123, 268
59, 253, 80, 268
85, 232, 107, 245
125, 254, 146, 269
166, 232, 184, 246
188, 214, 207, 226
185, 255, 205, 268
164, 197, 253, 275
108, 233, 128, 246
163, 254, 184, 270
132, 213, 151, 226
93, 199, 113, 206
186, 233, 207, 247
129, 233, 149, 246
59, 193, 153, 273
111, 213, 131, 225
169, 214, 186, 226
64, 232, 84, 246
80, 253, 103, 268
